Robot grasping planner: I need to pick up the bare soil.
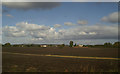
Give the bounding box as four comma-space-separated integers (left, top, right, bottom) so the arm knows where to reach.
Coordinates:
2, 47, 119, 72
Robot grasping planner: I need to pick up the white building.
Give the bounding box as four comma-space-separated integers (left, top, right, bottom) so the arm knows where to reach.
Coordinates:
41, 45, 47, 47
78, 44, 83, 47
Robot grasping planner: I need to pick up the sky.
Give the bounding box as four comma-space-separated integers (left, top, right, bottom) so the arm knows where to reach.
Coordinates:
1, 2, 119, 45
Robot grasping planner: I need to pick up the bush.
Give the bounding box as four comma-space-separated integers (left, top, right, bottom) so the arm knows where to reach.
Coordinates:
4, 43, 11, 47
69, 41, 73, 47
113, 42, 120, 48
104, 42, 112, 47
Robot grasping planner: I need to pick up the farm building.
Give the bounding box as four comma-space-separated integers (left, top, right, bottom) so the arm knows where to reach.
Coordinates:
78, 44, 83, 47
41, 45, 47, 47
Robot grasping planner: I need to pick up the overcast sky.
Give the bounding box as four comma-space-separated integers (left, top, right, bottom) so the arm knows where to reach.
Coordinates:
2, 2, 119, 45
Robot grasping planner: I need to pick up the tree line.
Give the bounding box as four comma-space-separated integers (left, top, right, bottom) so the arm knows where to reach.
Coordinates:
2, 41, 120, 48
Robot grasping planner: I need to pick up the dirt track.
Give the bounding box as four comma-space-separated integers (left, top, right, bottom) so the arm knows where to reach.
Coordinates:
3, 52, 119, 60
2, 47, 118, 57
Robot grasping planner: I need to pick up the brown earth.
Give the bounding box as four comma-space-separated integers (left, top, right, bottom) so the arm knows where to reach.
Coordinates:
2, 47, 119, 72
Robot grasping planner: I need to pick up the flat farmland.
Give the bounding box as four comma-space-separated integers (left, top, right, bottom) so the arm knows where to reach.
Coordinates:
2, 47, 119, 72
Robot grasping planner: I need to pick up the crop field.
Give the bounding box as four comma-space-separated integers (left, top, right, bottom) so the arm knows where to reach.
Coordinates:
2, 47, 119, 72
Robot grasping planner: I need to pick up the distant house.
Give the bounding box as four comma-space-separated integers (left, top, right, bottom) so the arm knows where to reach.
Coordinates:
41, 45, 47, 47
78, 44, 83, 47
21, 45, 24, 47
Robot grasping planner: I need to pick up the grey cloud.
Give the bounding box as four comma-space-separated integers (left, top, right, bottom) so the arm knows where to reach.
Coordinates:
64, 22, 76, 26
16, 22, 50, 31
101, 12, 120, 23
77, 20, 88, 25
2, 22, 118, 43
3, 26, 26, 37
3, 2, 61, 10
58, 25, 118, 40
3, 22, 58, 40
54, 24, 61, 28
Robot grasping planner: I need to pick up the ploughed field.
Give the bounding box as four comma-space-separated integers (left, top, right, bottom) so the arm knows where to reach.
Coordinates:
2, 47, 119, 72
